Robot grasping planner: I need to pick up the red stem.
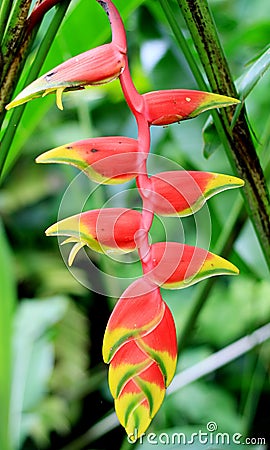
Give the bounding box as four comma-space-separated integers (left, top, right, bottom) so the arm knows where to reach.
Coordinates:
97, 0, 127, 52
28, 0, 63, 31
120, 55, 155, 273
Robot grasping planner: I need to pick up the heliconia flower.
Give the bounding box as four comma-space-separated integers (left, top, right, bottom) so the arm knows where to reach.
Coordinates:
147, 242, 239, 288
138, 171, 244, 216
36, 137, 145, 184
45, 208, 142, 265
103, 278, 177, 439
6, 42, 126, 111
143, 89, 240, 126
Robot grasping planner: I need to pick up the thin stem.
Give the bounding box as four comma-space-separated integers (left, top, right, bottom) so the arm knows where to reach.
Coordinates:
158, 0, 235, 170
0, 0, 71, 181
119, 56, 156, 273
1, 0, 32, 82
241, 350, 266, 436
176, 0, 270, 269
159, 0, 206, 90
96, 0, 127, 52
28, 0, 63, 31
0, 0, 13, 44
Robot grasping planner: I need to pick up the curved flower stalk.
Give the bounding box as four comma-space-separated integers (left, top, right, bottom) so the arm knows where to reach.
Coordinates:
46, 208, 142, 265
7, 0, 244, 440
36, 137, 145, 184
102, 278, 177, 438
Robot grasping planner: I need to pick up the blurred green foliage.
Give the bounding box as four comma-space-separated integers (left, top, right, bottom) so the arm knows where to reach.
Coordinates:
0, 0, 269, 449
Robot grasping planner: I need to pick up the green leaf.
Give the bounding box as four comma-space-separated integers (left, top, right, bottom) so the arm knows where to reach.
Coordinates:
237, 46, 270, 101
10, 296, 68, 449
231, 46, 270, 128
0, 219, 16, 450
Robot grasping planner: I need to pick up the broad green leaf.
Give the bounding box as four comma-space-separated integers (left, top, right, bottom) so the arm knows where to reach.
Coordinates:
0, 220, 16, 450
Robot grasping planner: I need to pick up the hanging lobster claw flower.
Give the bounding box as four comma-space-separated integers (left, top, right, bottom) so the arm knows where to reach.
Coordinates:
139, 171, 244, 216
36, 137, 145, 184
147, 242, 239, 289
143, 89, 240, 126
45, 208, 142, 265
6, 42, 125, 110
103, 278, 177, 439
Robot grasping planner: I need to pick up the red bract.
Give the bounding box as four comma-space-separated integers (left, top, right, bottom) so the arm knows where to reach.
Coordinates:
138, 171, 244, 216
143, 89, 240, 126
103, 278, 177, 438
6, 42, 125, 110
147, 242, 239, 288
36, 137, 145, 184
45, 208, 142, 265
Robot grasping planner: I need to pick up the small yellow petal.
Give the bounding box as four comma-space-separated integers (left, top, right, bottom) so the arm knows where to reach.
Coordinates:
56, 87, 65, 110
68, 242, 85, 266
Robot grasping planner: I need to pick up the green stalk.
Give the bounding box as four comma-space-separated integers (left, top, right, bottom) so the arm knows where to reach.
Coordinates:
158, 0, 240, 189
175, 0, 270, 269
0, 29, 36, 120
158, 0, 206, 89
1, 0, 32, 82
0, 220, 17, 450
0, 0, 13, 43
0, 0, 71, 181
241, 350, 267, 436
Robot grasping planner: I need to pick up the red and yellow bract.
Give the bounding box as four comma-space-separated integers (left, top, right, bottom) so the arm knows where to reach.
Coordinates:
103, 278, 177, 438
36, 137, 145, 184
45, 208, 142, 265
138, 171, 244, 216
6, 42, 126, 110
143, 89, 240, 126
147, 242, 239, 289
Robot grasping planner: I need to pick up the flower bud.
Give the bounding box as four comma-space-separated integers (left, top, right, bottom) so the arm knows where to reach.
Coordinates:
143, 89, 240, 126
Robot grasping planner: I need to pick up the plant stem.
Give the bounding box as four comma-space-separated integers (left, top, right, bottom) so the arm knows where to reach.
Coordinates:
0, 220, 17, 450
175, 0, 270, 269
0, 0, 71, 181
0, 0, 13, 44
158, 0, 206, 90
1, 0, 32, 83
